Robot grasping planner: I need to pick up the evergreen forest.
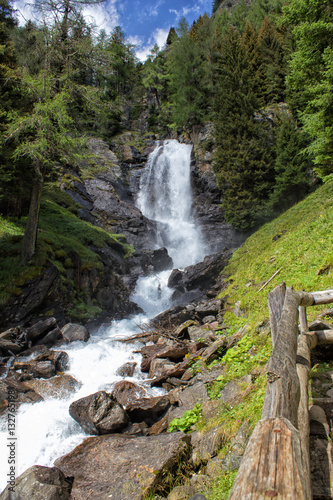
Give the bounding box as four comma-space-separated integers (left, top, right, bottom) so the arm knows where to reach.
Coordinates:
1, 0, 333, 274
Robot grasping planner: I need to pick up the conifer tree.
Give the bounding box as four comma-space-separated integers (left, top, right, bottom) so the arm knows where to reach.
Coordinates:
213, 26, 275, 230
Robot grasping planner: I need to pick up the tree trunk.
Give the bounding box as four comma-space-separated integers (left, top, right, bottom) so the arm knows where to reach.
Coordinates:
21, 165, 43, 266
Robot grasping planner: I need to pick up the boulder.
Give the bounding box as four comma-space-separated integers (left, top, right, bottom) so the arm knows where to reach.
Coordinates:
61, 324, 90, 343
13, 360, 56, 379
0, 465, 71, 500
24, 374, 81, 400
0, 377, 43, 414
55, 432, 190, 500
112, 380, 147, 408
148, 358, 176, 379
116, 362, 137, 377
127, 394, 171, 424
69, 391, 129, 435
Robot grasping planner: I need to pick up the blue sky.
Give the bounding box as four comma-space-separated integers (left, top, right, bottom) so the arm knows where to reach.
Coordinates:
13, 0, 213, 61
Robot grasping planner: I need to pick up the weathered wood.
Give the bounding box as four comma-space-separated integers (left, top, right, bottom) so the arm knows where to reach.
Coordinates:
228, 418, 311, 500
258, 268, 281, 292
297, 289, 333, 306
311, 329, 333, 344
298, 306, 308, 334
268, 282, 286, 346
296, 333, 316, 499
262, 287, 300, 427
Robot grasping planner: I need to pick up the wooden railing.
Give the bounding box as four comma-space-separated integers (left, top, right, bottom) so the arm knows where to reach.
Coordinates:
228, 283, 333, 500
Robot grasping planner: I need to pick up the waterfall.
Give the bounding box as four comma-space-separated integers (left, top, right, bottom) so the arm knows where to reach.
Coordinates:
137, 139, 206, 269
0, 140, 207, 491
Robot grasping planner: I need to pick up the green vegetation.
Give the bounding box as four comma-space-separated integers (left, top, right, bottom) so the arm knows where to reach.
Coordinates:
0, 185, 132, 317
168, 404, 202, 433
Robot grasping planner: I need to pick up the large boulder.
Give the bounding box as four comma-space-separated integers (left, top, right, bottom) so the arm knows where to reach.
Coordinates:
112, 380, 147, 408
55, 432, 191, 500
69, 391, 129, 435
0, 465, 71, 500
0, 378, 43, 415
61, 324, 90, 343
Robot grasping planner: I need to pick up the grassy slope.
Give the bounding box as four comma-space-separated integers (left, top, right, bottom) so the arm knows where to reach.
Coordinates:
203, 180, 333, 498
0, 184, 133, 319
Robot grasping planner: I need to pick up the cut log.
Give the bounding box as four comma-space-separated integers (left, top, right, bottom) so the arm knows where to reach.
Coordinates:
262, 287, 301, 427
268, 282, 286, 346
298, 306, 308, 334
228, 418, 311, 500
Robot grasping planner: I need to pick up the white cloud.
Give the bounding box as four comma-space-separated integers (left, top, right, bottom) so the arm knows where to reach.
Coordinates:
13, 0, 119, 34
133, 27, 169, 62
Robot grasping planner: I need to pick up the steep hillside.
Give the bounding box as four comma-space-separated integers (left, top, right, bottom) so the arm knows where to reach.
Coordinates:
197, 180, 333, 498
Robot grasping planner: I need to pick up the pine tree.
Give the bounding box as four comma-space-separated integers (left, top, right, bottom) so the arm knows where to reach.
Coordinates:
269, 115, 313, 212
213, 26, 276, 230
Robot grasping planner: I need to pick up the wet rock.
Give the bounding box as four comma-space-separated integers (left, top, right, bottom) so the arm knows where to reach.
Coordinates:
156, 343, 189, 361
171, 250, 231, 293
13, 360, 56, 379
0, 465, 71, 499
25, 318, 58, 343
116, 362, 137, 377
0, 338, 22, 355
69, 391, 129, 435
127, 394, 171, 424
35, 326, 62, 347
0, 378, 43, 415
61, 323, 90, 343
24, 374, 81, 400
112, 380, 147, 408
148, 358, 176, 379
55, 432, 190, 500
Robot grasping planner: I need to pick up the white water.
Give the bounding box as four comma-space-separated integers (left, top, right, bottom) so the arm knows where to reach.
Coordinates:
0, 140, 206, 491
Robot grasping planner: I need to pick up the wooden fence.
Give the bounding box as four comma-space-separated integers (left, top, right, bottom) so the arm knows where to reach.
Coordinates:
228, 282, 333, 500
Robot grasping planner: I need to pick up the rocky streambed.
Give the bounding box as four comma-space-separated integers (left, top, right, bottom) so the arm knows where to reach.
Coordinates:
0, 135, 249, 499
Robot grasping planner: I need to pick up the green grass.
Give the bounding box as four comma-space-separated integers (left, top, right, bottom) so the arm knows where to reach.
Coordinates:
0, 186, 134, 318
200, 181, 333, 498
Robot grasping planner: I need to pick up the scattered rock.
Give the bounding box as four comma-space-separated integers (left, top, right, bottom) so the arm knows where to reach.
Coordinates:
55, 432, 191, 500
61, 324, 90, 343
116, 362, 137, 377
24, 374, 81, 400
112, 380, 147, 408
69, 391, 129, 435
0, 465, 71, 500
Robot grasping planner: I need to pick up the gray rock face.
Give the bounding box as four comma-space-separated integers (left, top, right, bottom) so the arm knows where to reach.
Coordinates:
55, 432, 191, 500
69, 391, 129, 435
61, 323, 90, 343
0, 465, 71, 500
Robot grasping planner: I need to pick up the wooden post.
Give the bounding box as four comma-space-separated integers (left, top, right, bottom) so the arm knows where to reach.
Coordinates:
228, 418, 311, 500
262, 287, 301, 428
268, 282, 286, 346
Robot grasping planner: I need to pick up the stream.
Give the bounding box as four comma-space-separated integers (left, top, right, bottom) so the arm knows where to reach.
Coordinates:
0, 139, 208, 490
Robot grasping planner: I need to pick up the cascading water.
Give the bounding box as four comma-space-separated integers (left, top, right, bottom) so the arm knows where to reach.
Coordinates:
0, 139, 206, 491
137, 139, 206, 268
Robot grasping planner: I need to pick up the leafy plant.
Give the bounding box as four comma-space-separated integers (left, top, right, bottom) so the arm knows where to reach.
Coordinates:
168, 404, 202, 433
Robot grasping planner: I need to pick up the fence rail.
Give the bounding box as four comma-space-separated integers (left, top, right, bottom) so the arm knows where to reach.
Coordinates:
228, 283, 333, 500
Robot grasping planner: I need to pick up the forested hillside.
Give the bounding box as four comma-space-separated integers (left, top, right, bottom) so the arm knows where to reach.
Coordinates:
0, 0, 333, 310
